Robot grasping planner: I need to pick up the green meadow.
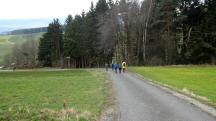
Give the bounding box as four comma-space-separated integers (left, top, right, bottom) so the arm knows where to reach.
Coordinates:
131, 66, 216, 107
0, 69, 108, 121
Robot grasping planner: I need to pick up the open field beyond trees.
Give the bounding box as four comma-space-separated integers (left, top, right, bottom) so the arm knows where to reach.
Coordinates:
0, 69, 108, 121
131, 66, 216, 108
0, 33, 43, 64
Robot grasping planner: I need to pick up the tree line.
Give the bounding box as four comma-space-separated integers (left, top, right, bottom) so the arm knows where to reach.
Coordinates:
29, 0, 216, 68
9, 27, 47, 35
97, 0, 216, 65
38, 0, 111, 68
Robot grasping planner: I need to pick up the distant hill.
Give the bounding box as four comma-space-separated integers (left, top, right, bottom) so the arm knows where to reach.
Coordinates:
8, 27, 47, 35
0, 33, 44, 64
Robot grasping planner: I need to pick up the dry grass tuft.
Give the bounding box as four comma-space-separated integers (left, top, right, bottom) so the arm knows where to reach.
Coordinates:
40, 107, 93, 121
182, 88, 210, 102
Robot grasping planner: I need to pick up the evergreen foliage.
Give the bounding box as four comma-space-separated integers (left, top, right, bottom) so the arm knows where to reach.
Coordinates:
38, 19, 63, 67
38, 0, 216, 67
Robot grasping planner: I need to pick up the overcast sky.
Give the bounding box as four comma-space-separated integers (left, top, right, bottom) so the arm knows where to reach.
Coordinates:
0, 0, 99, 19
0, 0, 99, 32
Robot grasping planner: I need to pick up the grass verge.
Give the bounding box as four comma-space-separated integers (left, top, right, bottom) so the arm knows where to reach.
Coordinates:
130, 66, 216, 108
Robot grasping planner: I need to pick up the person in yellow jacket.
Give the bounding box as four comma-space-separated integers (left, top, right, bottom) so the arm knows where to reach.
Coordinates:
122, 61, 127, 73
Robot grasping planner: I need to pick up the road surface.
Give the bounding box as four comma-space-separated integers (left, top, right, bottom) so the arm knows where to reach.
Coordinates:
108, 71, 216, 121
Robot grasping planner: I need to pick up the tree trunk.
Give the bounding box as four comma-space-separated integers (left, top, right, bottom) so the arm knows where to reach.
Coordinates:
60, 54, 64, 68
81, 57, 84, 68
143, 0, 153, 64
187, 27, 193, 43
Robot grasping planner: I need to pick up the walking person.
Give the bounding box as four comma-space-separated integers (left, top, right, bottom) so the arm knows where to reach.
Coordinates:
114, 63, 119, 73
105, 63, 109, 71
122, 61, 127, 73
111, 63, 114, 71
11, 63, 16, 72
119, 63, 122, 73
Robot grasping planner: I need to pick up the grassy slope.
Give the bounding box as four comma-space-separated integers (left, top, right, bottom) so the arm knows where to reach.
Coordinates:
0, 69, 108, 120
0, 36, 13, 63
131, 66, 216, 107
0, 33, 43, 64
0, 36, 9, 43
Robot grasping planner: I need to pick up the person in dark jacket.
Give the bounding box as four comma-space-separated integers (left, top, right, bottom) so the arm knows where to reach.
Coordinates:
119, 63, 122, 73
111, 63, 114, 71
105, 63, 109, 71
114, 63, 119, 73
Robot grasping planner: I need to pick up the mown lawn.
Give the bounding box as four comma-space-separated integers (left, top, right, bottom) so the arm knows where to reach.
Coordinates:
0, 69, 108, 121
131, 66, 216, 107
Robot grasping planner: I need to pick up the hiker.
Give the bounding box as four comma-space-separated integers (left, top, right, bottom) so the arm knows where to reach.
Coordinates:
105, 63, 109, 71
114, 63, 119, 73
119, 63, 122, 73
11, 63, 16, 71
111, 63, 114, 71
122, 61, 126, 73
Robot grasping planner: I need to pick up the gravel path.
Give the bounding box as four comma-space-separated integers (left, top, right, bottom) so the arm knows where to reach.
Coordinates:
108, 71, 216, 121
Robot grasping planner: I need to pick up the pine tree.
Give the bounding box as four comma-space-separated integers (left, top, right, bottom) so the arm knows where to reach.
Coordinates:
178, 0, 206, 64
86, 2, 100, 60
95, 0, 109, 16
38, 32, 52, 67
147, 0, 179, 64
64, 15, 73, 58
38, 19, 63, 67
198, 0, 216, 64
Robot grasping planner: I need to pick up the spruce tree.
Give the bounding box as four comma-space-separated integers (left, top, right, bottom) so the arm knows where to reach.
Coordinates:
95, 0, 109, 15
38, 31, 52, 67
38, 19, 63, 67
64, 15, 74, 58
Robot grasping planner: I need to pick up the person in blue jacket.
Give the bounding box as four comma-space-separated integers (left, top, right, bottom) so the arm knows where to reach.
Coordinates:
114, 63, 119, 73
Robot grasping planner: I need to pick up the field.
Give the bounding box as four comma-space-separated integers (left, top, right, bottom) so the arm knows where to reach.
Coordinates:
0, 35, 13, 63
131, 66, 216, 107
0, 33, 43, 64
0, 69, 108, 120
